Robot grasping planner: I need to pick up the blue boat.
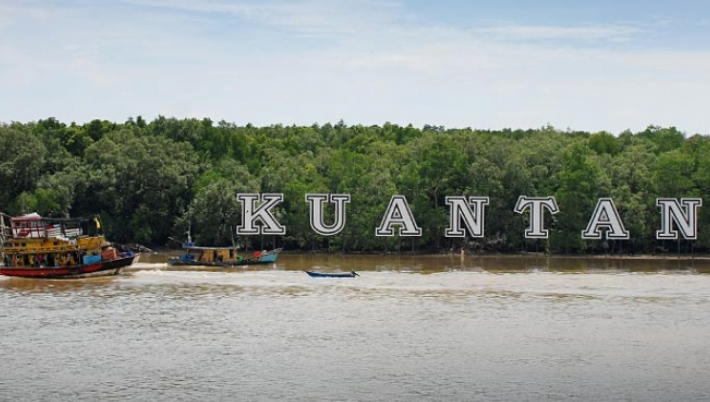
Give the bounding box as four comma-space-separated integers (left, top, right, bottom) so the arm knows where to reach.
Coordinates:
169, 245, 282, 267
305, 270, 359, 278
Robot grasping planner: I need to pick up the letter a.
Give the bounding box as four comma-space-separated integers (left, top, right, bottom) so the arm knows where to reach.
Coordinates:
514, 196, 559, 239
306, 193, 351, 236
581, 198, 629, 240
376, 195, 422, 236
656, 198, 702, 240
236, 193, 286, 235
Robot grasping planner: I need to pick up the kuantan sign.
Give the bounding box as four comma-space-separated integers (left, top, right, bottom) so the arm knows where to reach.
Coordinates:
235, 194, 702, 240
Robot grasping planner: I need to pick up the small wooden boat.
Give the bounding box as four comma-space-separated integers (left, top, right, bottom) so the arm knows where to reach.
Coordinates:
168, 234, 281, 267
169, 246, 282, 267
305, 270, 359, 278
0, 212, 139, 279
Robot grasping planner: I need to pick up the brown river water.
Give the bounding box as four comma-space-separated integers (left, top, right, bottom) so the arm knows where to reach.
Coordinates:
1, 253, 710, 401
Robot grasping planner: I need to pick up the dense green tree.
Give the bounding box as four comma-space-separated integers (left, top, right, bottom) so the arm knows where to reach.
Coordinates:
553, 142, 601, 252
639, 125, 685, 154
1, 118, 708, 254
0, 127, 47, 214
80, 130, 199, 243
588, 131, 620, 155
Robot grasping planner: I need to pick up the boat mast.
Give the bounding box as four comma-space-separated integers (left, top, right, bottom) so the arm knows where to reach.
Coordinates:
0, 213, 6, 262
185, 226, 193, 247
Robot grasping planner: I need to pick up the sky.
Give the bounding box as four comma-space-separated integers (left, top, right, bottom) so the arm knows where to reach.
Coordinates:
1, 0, 709, 134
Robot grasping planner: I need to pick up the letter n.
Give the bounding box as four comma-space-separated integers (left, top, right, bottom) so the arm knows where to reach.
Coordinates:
656, 198, 702, 240
445, 196, 489, 238
376, 195, 422, 236
581, 198, 629, 240
236, 193, 286, 235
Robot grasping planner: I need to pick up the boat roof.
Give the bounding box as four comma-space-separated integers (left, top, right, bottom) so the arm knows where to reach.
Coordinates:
182, 246, 238, 251
9, 212, 95, 223
12, 212, 42, 221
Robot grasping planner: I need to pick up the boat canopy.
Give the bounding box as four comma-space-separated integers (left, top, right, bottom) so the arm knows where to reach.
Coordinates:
3, 212, 101, 239
11, 212, 42, 221
182, 246, 239, 251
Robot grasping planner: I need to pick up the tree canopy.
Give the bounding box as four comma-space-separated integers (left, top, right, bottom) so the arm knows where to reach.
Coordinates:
1, 117, 707, 255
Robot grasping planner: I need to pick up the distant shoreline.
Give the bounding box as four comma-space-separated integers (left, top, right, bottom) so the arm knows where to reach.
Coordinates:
462, 252, 710, 260
152, 246, 710, 260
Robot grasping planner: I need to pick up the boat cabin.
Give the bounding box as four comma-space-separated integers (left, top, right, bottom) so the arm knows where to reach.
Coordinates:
1, 213, 107, 268
179, 246, 241, 264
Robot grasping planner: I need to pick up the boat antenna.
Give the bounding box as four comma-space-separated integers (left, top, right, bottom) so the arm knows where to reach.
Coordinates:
231, 226, 238, 249
0, 213, 6, 261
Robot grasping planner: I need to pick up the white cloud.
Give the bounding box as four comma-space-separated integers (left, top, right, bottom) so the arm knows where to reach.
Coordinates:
120, 0, 402, 37
1, 1, 709, 135
0, 5, 12, 32
476, 24, 640, 42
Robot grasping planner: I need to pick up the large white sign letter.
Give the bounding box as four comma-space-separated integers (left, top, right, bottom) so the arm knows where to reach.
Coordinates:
581, 198, 629, 239
306, 193, 351, 236
514, 196, 559, 239
236, 193, 286, 235
445, 196, 489, 238
376, 195, 422, 236
656, 198, 702, 240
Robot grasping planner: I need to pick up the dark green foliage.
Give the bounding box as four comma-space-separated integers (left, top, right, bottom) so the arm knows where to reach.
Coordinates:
0, 117, 708, 254
0, 126, 47, 214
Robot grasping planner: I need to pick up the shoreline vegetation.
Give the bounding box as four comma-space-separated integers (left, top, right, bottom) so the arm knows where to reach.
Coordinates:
1, 117, 709, 255
154, 245, 710, 259
271, 250, 710, 260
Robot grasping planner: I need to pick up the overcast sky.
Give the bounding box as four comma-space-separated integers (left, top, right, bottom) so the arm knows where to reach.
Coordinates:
1, 0, 709, 134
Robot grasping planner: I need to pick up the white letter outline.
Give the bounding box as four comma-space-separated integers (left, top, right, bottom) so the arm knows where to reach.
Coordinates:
445, 196, 489, 238
514, 196, 559, 239
236, 193, 286, 235
376, 195, 422, 237
581, 198, 629, 240
656, 198, 702, 240
306, 193, 351, 236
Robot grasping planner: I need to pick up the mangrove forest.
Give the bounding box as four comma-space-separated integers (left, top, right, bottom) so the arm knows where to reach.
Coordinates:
1, 117, 708, 255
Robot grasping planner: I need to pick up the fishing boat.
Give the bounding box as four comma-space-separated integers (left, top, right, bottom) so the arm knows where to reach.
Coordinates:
168, 234, 281, 267
305, 270, 359, 278
0, 212, 139, 279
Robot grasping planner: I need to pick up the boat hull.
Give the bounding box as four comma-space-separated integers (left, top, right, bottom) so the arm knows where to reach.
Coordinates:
168, 258, 276, 267
102, 254, 139, 270
168, 249, 281, 267
305, 271, 358, 278
0, 262, 123, 279
0, 255, 139, 279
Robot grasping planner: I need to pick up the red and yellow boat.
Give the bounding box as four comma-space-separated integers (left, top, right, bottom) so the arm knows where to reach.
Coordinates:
0, 212, 139, 279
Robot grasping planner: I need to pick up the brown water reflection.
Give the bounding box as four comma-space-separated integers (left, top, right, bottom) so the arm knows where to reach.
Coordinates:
3, 251, 710, 401
136, 251, 710, 274
0, 275, 120, 293
4, 253, 707, 293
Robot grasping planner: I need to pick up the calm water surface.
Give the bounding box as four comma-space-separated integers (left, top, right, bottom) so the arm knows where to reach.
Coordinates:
1, 253, 710, 401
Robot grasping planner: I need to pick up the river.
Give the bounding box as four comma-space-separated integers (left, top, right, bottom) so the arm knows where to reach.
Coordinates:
1, 253, 710, 401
